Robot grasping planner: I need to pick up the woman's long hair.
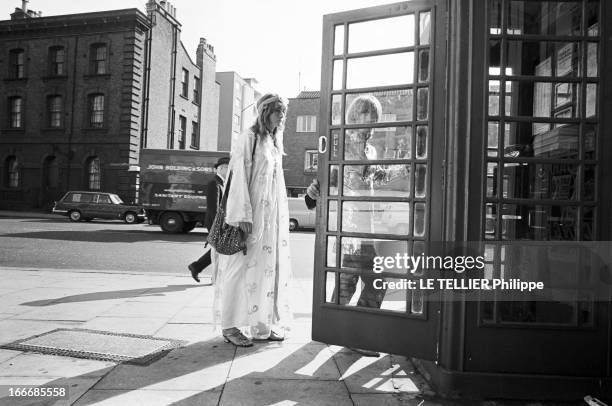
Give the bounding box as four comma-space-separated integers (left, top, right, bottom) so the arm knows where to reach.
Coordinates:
250, 93, 287, 155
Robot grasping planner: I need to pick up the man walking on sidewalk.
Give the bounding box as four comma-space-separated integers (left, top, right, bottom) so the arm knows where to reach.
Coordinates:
188, 156, 229, 283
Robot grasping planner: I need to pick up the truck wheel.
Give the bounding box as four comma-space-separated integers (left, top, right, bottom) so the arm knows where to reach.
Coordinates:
124, 212, 137, 224
289, 219, 298, 231
182, 221, 197, 233
69, 210, 82, 222
160, 212, 184, 233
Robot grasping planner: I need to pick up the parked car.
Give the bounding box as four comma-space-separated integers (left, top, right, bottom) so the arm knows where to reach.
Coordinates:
287, 197, 316, 231
52, 191, 146, 224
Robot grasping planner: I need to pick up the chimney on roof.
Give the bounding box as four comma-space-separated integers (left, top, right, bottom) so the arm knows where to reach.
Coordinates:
21, 0, 28, 13
11, 0, 41, 19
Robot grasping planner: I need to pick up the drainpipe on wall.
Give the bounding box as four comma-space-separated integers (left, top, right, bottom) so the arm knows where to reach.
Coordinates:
66, 35, 79, 190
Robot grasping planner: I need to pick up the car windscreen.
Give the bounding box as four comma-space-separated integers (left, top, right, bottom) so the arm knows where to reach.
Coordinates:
109, 194, 123, 204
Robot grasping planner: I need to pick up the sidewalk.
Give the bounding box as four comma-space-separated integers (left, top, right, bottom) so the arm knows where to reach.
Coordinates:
0, 267, 592, 406
0, 210, 62, 220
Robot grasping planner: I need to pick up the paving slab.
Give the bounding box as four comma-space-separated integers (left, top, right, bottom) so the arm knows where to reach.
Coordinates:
0, 349, 22, 363
219, 378, 353, 406
0, 320, 81, 345
0, 353, 115, 377
230, 342, 340, 380
73, 388, 221, 406
93, 342, 233, 391
100, 301, 184, 319
351, 394, 447, 405
153, 324, 222, 345
0, 376, 103, 406
11, 301, 119, 322
80, 316, 169, 336
167, 306, 213, 324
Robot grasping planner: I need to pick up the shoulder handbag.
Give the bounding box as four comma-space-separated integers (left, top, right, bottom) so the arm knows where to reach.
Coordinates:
206, 136, 258, 256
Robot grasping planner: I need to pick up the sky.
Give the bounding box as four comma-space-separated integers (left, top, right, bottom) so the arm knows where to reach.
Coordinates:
11, 0, 398, 98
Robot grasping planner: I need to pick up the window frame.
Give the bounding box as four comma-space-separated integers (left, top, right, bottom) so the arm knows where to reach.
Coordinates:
86, 157, 101, 190
304, 149, 319, 173
191, 121, 199, 149
88, 93, 105, 128
9, 49, 25, 79
297, 115, 318, 132
47, 95, 63, 128
181, 68, 189, 98
90, 43, 108, 75
48, 46, 65, 76
6, 156, 19, 188
193, 76, 200, 103
178, 115, 187, 149
8, 96, 23, 129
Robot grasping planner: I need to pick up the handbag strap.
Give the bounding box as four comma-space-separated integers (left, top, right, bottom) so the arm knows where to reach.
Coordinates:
220, 134, 258, 211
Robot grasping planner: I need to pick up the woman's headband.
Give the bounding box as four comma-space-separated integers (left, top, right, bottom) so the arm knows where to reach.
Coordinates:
257, 95, 283, 112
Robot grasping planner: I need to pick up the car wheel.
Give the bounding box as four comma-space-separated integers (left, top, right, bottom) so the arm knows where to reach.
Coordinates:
68, 210, 82, 222
289, 219, 298, 232
124, 212, 137, 224
160, 212, 184, 233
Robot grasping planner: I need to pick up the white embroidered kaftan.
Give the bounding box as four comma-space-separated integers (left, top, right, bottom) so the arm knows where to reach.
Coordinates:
214, 129, 292, 339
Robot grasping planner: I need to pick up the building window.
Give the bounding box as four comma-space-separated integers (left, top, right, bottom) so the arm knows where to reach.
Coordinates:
49, 46, 65, 76
88, 94, 104, 128
5, 156, 19, 188
297, 115, 317, 132
90, 44, 107, 75
178, 115, 187, 149
181, 69, 189, 97
9, 49, 25, 79
232, 114, 240, 132
193, 76, 200, 103
304, 150, 318, 173
86, 157, 101, 190
8, 96, 23, 128
191, 121, 199, 148
47, 95, 63, 128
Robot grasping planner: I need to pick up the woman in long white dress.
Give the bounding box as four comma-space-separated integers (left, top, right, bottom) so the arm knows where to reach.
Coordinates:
214, 93, 292, 347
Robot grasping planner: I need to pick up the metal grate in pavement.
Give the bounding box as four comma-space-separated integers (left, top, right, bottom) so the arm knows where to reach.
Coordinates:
0, 328, 186, 366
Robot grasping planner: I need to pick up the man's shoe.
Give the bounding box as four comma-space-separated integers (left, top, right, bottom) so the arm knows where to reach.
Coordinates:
188, 263, 200, 283
349, 347, 380, 357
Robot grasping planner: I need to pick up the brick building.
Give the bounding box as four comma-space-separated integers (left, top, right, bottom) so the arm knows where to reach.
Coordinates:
0, 0, 218, 210
283, 91, 320, 196
140, 0, 218, 152
0, 4, 150, 209
216, 71, 260, 152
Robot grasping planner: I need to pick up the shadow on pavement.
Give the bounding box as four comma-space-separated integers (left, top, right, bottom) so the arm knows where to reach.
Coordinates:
0, 334, 592, 406
20, 285, 203, 307
0, 229, 208, 243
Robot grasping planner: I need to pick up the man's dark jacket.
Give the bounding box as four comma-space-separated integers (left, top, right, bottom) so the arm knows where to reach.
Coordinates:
204, 174, 224, 230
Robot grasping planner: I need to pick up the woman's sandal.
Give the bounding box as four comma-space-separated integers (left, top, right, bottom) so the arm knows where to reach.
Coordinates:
223, 330, 253, 347
253, 330, 285, 342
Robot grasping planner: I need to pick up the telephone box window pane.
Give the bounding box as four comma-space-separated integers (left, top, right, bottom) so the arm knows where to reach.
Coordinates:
330, 130, 340, 160
586, 84, 597, 118
416, 126, 428, 159
338, 273, 399, 310
587, 43, 598, 77
418, 49, 430, 83
419, 11, 431, 46
487, 163, 498, 198
488, 0, 502, 34
498, 301, 577, 325
340, 237, 407, 269
488, 122, 499, 157
410, 289, 424, 315
327, 236, 337, 267
346, 53, 414, 89
505, 122, 579, 159
334, 25, 345, 55
329, 165, 339, 195
503, 163, 579, 200
416, 88, 428, 120
378, 280, 407, 312
342, 201, 410, 235
502, 204, 578, 241
343, 165, 411, 198
331, 95, 342, 125
415, 164, 427, 198
413, 202, 426, 237
348, 14, 414, 54
333, 59, 343, 90
508, 2, 582, 36
586, 5, 599, 37
328, 200, 338, 232
346, 89, 413, 124
345, 127, 411, 161
582, 206, 594, 241
583, 165, 596, 201
584, 125, 596, 160
326, 272, 336, 303
485, 203, 497, 239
